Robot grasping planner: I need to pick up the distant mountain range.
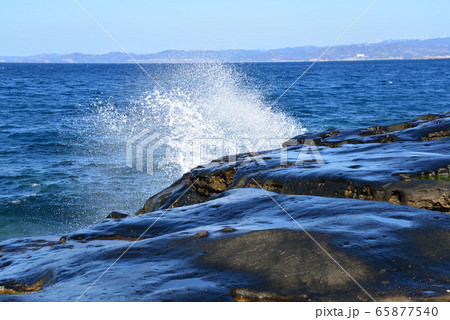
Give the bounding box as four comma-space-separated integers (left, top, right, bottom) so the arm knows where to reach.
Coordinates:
1, 37, 449, 63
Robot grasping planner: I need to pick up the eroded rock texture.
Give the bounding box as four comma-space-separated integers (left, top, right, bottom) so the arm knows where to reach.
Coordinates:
0, 114, 448, 302
142, 114, 450, 213
0, 189, 449, 301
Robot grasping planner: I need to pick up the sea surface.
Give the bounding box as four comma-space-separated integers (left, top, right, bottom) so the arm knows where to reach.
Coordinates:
0, 60, 449, 240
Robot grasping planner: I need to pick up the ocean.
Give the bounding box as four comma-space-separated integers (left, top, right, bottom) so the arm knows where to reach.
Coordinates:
0, 60, 449, 241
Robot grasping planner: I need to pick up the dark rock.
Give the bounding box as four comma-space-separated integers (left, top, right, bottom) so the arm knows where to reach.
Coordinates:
0, 114, 449, 302
1, 188, 448, 301
196, 230, 209, 238
220, 227, 237, 233
0, 273, 51, 295
174, 230, 209, 246
285, 113, 450, 148
231, 288, 301, 302
383, 180, 450, 212
201, 229, 372, 300
141, 167, 236, 214
141, 114, 450, 213
106, 211, 129, 219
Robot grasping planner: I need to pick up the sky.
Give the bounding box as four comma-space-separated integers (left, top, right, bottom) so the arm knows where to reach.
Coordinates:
0, 0, 449, 56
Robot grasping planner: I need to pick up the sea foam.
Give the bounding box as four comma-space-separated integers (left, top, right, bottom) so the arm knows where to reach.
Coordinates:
93, 63, 304, 177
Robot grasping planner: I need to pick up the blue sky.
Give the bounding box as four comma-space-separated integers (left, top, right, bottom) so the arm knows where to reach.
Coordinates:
1, 0, 449, 56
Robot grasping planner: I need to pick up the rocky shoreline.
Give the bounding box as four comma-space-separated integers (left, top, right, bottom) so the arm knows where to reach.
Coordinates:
0, 114, 449, 301
142, 113, 449, 213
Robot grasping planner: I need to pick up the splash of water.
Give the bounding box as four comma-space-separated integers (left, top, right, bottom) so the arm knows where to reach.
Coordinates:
93, 63, 305, 176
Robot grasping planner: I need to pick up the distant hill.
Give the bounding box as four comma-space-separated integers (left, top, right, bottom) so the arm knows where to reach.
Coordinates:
1, 37, 449, 63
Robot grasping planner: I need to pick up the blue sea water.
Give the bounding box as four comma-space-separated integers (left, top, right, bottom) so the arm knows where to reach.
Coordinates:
0, 60, 449, 240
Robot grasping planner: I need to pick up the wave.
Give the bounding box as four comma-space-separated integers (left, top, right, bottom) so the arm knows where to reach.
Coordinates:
91, 63, 305, 176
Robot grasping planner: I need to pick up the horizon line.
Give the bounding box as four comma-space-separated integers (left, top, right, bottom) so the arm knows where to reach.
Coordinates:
1, 36, 449, 58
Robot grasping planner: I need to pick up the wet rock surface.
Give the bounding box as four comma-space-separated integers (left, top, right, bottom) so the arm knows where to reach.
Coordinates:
0, 189, 449, 301
142, 114, 450, 213
0, 114, 449, 301
106, 211, 129, 219
285, 113, 450, 147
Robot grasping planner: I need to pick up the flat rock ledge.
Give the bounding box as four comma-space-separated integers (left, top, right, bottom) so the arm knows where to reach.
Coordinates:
0, 189, 448, 301
0, 114, 448, 302
141, 114, 450, 214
